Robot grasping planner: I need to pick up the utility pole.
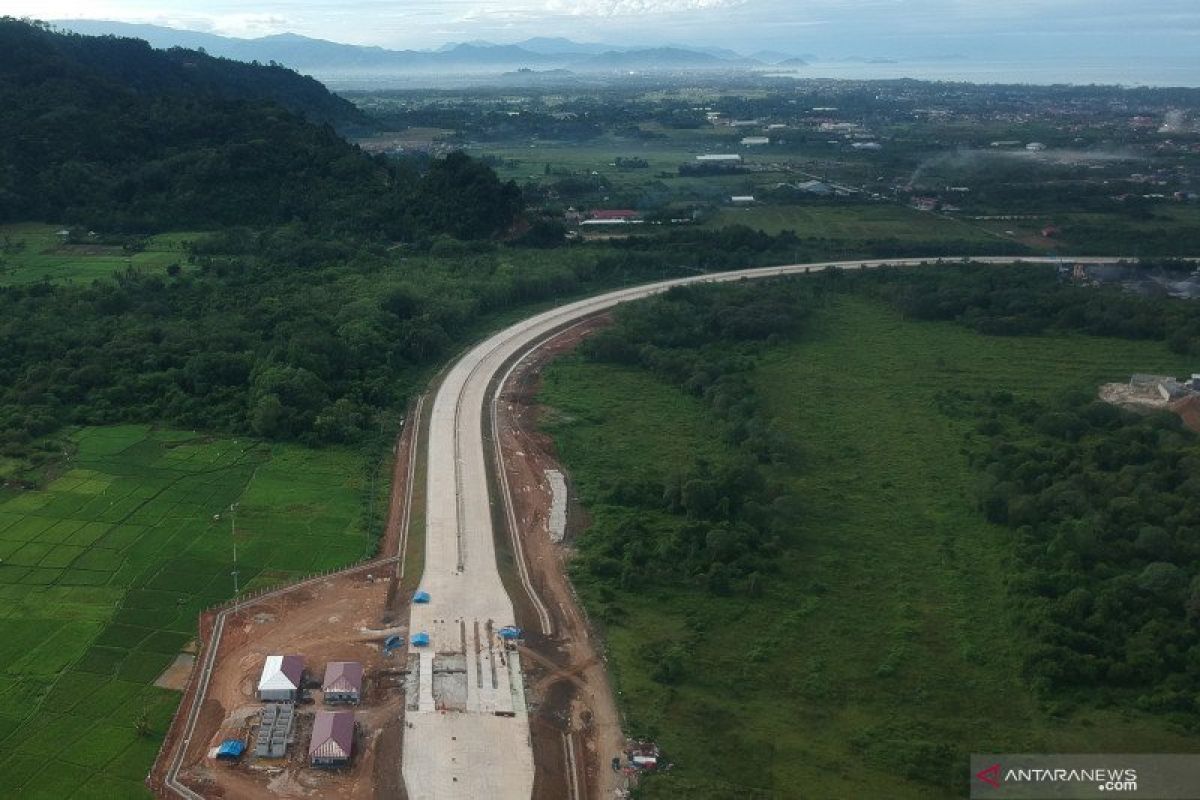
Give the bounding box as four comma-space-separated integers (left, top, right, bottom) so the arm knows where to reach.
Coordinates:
230, 502, 240, 595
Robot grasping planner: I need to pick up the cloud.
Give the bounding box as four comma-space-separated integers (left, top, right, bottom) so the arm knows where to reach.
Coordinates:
14, 0, 1200, 60
146, 13, 291, 37
543, 0, 748, 16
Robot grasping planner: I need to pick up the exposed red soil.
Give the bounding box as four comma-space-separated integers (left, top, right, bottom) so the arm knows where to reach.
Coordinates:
173, 575, 406, 799
494, 313, 633, 800
1172, 395, 1200, 433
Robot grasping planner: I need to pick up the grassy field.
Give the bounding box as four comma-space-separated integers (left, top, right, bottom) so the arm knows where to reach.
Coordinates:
704, 203, 1000, 244
0, 224, 195, 285
540, 293, 1197, 798
479, 138, 840, 197
0, 425, 376, 798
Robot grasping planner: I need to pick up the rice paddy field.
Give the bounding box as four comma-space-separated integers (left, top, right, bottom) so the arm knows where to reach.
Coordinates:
0, 425, 375, 798
539, 292, 1198, 798
0, 224, 195, 286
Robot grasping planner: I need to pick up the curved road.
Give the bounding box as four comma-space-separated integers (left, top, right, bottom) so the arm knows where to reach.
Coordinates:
400, 255, 1126, 799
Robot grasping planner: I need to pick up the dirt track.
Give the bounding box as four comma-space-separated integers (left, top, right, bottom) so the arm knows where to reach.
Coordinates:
493, 314, 631, 800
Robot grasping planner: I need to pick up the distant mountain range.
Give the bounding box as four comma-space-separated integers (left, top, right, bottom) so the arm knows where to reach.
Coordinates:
50, 21, 809, 76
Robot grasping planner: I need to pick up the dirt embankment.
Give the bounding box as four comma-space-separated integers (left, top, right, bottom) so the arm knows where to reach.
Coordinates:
494, 314, 632, 800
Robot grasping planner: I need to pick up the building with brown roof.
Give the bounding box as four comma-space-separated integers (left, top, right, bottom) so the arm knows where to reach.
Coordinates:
309, 711, 355, 768
322, 661, 363, 704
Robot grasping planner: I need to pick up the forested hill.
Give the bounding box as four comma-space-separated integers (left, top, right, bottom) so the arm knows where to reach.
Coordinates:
0, 19, 432, 233
2, 19, 362, 125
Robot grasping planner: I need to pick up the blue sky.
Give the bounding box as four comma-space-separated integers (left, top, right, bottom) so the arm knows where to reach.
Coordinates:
11, 0, 1200, 58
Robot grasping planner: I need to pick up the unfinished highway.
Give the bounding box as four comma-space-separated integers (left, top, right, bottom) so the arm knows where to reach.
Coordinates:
399, 255, 1130, 799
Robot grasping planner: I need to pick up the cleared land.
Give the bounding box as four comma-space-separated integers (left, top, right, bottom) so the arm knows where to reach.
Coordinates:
538, 293, 1197, 798
172, 570, 407, 799
0, 425, 376, 798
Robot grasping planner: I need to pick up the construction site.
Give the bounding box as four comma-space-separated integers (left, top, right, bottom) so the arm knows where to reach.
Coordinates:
151, 257, 1107, 799
149, 312, 634, 800
1100, 372, 1200, 432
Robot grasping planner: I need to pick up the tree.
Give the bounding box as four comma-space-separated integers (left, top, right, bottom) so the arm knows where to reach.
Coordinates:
408, 151, 522, 240
314, 398, 365, 444
1138, 562, 1186, 599
1134, 525, 1172, 561
249, 366, 327, 438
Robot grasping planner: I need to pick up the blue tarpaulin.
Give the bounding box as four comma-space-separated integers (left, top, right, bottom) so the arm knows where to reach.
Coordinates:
216, 739, 245, 759
498, 626, 522, 640
413, 590, 431, 603
412, 632, 430, 647
383, 634, 405, 653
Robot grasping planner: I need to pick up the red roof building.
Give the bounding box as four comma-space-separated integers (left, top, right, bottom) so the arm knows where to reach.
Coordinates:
309, 711, 355, 767
322, 661, 363, 704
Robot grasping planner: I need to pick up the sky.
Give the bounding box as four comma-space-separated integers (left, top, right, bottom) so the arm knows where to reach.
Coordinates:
6, 0, 1200, 60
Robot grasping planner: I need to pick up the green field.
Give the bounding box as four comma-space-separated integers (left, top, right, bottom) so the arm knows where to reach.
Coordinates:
0, 224, 195, 285
481, 138, 848, 201
704, 203, 1001, 244
0, 425, 375, 798
540, 294, 1197, 798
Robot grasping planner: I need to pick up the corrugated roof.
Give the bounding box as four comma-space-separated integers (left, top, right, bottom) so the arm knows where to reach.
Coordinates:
259, 654, 304, 691
322, 661, 363, 694
309, 711, 354, 759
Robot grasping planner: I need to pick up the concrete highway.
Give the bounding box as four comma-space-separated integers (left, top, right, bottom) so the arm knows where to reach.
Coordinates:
399, 255, 1130, 799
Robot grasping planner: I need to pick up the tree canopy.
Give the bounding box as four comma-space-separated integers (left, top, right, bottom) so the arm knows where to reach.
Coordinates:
0, 19, 523, 239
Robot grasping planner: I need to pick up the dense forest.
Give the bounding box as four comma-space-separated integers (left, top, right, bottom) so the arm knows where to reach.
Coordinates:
0, 239, 795, 465
856, 261, 1200, 355
946, 388, 1200, 714
571, 281, 815, 598
2, 219, 917, 467
0, 20, 520, 237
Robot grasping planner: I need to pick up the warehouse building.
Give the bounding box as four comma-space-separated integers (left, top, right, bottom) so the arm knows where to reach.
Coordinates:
258, 655, 305, 702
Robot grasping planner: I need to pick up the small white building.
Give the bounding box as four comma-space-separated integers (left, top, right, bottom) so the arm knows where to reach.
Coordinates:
731, 195, 756, 205
695, 154, 743, 163
258, 655, 305, 702
740, 136, 770, 146
1159, 380, 1190, 401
